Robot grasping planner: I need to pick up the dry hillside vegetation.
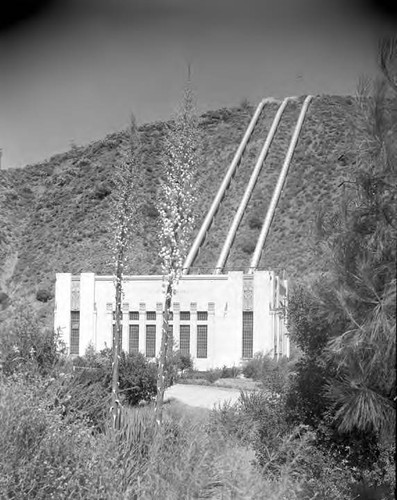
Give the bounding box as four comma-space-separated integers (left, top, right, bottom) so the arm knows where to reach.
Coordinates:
0, 95, 357, 311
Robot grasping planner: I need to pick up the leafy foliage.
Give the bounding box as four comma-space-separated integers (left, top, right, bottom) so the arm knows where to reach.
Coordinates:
56, 349, 158, 431
286, 45, 396, 489
314, 75, 397, 438
0, 302, 66, 376
242, 352, 291, 392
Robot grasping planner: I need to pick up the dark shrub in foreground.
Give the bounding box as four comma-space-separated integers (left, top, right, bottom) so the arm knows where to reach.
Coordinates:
56, 349, 158, 430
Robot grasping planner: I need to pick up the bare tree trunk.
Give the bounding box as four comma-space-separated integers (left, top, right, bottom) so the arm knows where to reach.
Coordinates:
155, 280, 172, 427
111, 264, 122, 430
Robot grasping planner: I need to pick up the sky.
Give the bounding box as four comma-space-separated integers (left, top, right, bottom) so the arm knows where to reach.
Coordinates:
0, 0, 395, 169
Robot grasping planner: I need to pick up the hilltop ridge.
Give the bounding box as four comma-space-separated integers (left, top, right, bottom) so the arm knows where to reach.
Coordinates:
0, 95, 358, 318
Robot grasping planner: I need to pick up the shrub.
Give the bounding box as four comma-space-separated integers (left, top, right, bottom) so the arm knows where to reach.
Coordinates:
55, 367, 111, 431
36, 288, 53, 303
93, 182, 111, 200
58, 349, 158, 430
0, 291, 10, 310
119, 351, 157, 406
248, 214, 262, 229
242, 353, 263, 380
0, 303, 66, 376
242, 353, 290, 393
239, 97, 251, 110
169, 350, 193, 374
205, 369, 222, 383
241, 239, 256, 254
208, 399, 258, 444
220, 365, 241, 378
0, 378, 99, 499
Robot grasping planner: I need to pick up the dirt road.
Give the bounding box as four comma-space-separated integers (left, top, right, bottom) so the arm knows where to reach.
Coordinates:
165, 384, 241, 410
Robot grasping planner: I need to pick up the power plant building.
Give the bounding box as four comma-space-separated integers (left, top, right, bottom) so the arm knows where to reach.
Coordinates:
54, 271, 289, 370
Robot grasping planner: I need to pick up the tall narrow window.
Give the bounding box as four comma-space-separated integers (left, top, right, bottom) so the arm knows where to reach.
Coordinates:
197, 325, 208, 358
129, 324, 139, 353
146, 325, 156, 357
70, 311, 80, 355
242, 311, 253, 359
180, 325, 190, 355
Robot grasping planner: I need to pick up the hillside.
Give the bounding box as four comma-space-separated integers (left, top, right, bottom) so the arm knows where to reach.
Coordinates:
0, 95, 359, 319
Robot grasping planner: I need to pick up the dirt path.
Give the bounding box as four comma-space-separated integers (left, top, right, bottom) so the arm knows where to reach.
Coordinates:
165, 384, 241, 409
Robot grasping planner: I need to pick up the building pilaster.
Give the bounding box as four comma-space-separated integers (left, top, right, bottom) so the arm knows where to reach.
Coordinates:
208, 302, 215, 368
190, 302, 197, 358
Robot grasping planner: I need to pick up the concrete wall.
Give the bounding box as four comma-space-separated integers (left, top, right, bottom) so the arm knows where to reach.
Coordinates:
54, 271, 289, 369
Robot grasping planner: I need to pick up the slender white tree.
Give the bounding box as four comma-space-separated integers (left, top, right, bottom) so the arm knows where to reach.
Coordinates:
155, 74, 200, 426
110, 115, 140, 430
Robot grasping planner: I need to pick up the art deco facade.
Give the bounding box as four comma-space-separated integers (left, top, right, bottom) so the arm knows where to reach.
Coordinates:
54, 270, 289, 370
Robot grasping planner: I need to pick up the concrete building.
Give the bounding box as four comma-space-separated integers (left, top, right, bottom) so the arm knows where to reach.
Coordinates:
54, 270, 289, 370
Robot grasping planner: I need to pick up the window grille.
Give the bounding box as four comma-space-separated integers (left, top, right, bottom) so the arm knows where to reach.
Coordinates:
146, 311, 156, 321
242, 311, 253, 359
179, 325, 190, 355
197, 325, 208, 358
180, 311, 190, 321
70, 311, 80, 355
197, 311, 208, 321
129, 324, 139, 353
146, 325, 156, 357
129, 311, 139, 321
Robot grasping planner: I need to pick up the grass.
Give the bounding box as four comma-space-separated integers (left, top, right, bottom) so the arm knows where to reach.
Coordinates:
0, 376, 298, 499
0, 96, 359, 327
1, 371, 394, 499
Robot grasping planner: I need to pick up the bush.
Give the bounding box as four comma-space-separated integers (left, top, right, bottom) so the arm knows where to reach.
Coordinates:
220, 365, 241, 378
205, 369, 222, 383
169, 351, 193, 373
0, 291, 10, 311
93, 182, 111, 200
0, 303, 66, 376
36, 288, 53, 303
58, 348, 158, 430
248, 214, 262, 229
0, 378, 100, 499
241, 239, 256, 254
242, 353, 290, 393
119, 351, 158, 406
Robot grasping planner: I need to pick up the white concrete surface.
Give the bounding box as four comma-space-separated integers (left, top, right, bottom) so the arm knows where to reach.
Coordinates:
54, 270, 289, 368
